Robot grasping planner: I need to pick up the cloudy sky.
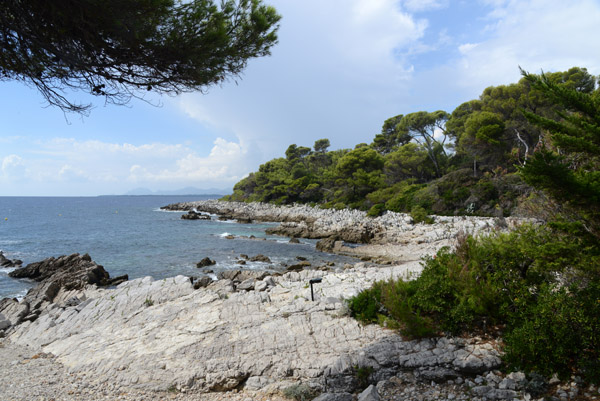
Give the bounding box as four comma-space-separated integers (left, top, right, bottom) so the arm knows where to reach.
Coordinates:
1, 0, 600, 196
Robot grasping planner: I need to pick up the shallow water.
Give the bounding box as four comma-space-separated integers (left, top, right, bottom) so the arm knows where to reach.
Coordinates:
0, 195, 356, 299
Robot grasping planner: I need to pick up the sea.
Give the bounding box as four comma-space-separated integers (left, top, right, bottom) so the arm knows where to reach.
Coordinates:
0, 195, 356, 299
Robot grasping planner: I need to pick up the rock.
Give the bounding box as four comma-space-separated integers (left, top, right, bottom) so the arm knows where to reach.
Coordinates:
236, 278, 255, 291
316, 237, 337, 252
196, 257, 216, 268
0, 251, 21, 267
218, 270, 241, 281
287, 261, 311, 272
486, 389, 519, 400
313, 393, 353, 401
416, 368, 459, 383
263, 276, 276, 287
289, 237, 301, 244
249, 254, 271, 263
0, 313, 11, 330
358, 384, 380, 401
193, 276, 213, 289
2, 253, 127, 331
471, 385, 493, 397
181, 211, 210, 220
236, 217, 253, 224
225, 235, 235, 240
254, 281, 268, 292
296, 256, 307, 261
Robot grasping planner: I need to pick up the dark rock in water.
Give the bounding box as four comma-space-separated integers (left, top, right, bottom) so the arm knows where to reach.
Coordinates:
296, 256, 307, 261
196, 257, 216, 268
9, 253, 120, 288
237, 260, 247, 265
240, 254, 249, 260
3, 253, 128, 331
316, 236, 338, 252
181, 211, 211, 220
249, 254, 271, 263
225, 235, 235, 240
236, 217, 253, 224
286, 261, 311, 272
193, 276, 213, 289
289, 237, 300, 244
0, 251, 22, 267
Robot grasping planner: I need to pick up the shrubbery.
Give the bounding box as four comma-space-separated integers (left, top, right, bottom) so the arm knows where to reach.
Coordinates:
348, 225, 600, 382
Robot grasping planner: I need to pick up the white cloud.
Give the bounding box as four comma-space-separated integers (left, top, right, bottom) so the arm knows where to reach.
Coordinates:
0, 137, 250, 194
458, 43, 479, 55
1, 154, 25, 178
177, 0, 429, 163
451, 0, 600, 91
127, 137, 250, 184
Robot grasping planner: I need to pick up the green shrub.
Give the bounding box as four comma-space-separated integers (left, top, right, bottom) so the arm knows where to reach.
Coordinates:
410, 205, 433, 224
354, 365, 374, 389
282, 383, 318, 401
333, 202, 346, 210
347, 285, 382, 324
503, 281, 600, 383
367, 203, 386, 217
347, 225, 600, 382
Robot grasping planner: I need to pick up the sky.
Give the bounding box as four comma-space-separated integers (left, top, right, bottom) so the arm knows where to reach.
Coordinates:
1, 0, 600, 196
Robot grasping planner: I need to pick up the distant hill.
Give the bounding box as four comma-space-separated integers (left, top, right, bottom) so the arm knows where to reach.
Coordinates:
124, 187, 229, 196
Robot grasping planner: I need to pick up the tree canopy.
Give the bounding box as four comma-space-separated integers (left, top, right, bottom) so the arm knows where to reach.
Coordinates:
0, 0, 280, 113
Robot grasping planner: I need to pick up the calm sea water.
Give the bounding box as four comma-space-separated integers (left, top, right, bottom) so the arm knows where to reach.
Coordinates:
0, 196, 355, 299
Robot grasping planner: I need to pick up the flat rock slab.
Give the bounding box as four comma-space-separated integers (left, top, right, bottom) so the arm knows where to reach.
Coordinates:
7, 262, 502, 395
8, 265, 418, 393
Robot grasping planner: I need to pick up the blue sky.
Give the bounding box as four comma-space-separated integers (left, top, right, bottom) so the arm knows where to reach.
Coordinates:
1, 0, 600, 196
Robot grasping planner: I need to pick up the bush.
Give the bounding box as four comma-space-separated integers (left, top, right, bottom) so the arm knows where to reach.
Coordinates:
347, 285, 382, 324
410, 205, 433, 224
347, 225, 600, 382
282, 383, 318, 401
503, 281, 600, 382
367, 203, 386, 217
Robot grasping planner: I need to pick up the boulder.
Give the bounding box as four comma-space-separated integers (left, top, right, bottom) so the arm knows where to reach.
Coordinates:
217, 270, 241, 281
196, 257, 216, 268
193, 276, 213, 289
181, 211, 210, 220
249, 254, 271, 263
287, 261, 311, 272
3, 253, 127, 330
0, 251, 21, 267
358, 384, 381, 401
289, 237, 301, 244
236, 278, 255, 291
9, 253, 125, 288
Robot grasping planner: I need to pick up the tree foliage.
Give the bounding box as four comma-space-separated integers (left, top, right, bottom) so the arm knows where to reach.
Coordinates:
520, 68, 600, 241
0, 0, 280, 113
225, 67, 595, 219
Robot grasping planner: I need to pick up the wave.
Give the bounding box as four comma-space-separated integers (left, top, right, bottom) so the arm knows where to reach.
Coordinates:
0, 239, 24, 245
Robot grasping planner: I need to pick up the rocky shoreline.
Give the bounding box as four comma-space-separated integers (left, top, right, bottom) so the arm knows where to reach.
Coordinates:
161, 200, 529, 262
0, 201, 595, 401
